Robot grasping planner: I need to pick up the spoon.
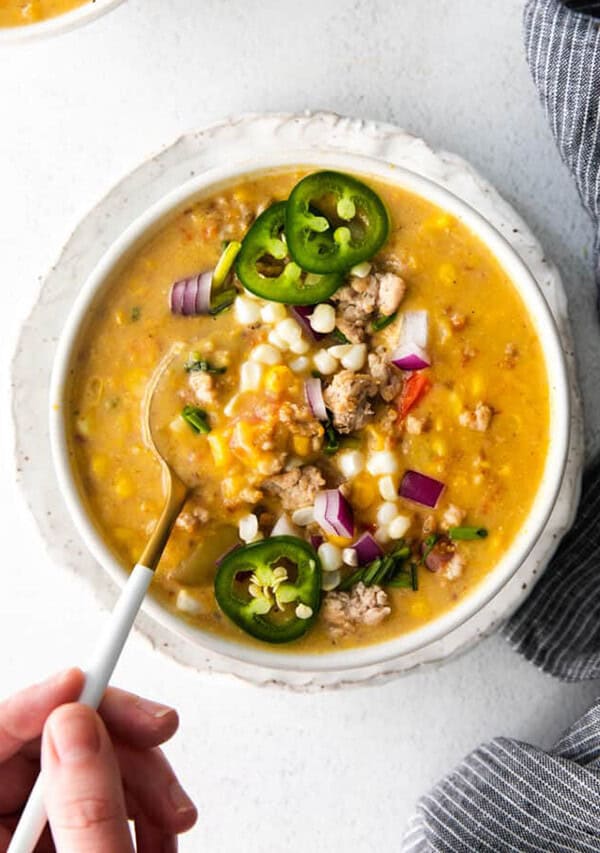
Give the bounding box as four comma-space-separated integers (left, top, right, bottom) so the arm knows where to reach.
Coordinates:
9, 349, 189, 853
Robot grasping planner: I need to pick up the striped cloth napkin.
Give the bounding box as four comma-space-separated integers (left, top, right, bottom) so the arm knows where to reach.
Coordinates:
403, 1, 600, 849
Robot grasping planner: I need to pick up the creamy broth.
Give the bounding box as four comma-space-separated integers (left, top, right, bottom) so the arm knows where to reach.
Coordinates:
66, 169, 549, 652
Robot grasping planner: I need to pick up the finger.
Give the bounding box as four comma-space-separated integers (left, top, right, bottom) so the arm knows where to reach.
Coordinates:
0, 669, 84, 762
21, 735, 41, 761
128, 792, 177, 853
135, 818, 177, 853
116, 742, 197, 834
98, 688, 178, 750
0, 753, 37, 813
42, 704, 134, 853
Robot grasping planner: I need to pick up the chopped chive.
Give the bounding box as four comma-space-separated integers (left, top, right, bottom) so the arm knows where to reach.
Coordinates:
181, 405, 211, 434
410, 561, 419, 591
338, 566, 365, 592
130, 306, 141, 322
421, 534, 439, 564
184, 358, 227, 374
331, 327, 350, 344
324, 419, 341, 455
371, 311, 398, 332
362, 558, 383, 586
449, 526, 488, 541
387, 574, 413, 589
338, 541, 415, 593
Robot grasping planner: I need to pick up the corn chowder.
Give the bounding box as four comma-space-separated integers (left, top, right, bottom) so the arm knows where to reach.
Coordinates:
66, 169, 549, 651
0, 0, 88, 26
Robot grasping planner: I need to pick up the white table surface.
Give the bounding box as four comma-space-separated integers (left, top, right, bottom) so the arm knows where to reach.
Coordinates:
1, 1, 599, 850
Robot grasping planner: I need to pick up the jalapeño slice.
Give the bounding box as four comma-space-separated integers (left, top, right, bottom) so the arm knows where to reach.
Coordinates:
235, 202, 343, 304
214, 535, 321, 643
285, 171, 390, 274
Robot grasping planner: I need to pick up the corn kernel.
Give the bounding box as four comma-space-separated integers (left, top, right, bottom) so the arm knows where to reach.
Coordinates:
470, 373, 485, 396
410, 600, 431, 619
169, 416, 188, 435
114, 475, 134, 498
208, 432, 232, 467
431, 437, 447, 457
233, 188, 252, 205
91, 454, 108, 476
75, 417, 91, 437
363, 424, 386, 451
448, 391, 463, 415
438, 263, 456, 285
438, 320, 451, 344
351, 474, 376, 509
292, 434, 311, 456
113, 527, 133, 543
125, 368, 146, 395
222, 475, 246, 500
116, 414, 131, 436
327, 534, 354, 548
264, 365, 293, 395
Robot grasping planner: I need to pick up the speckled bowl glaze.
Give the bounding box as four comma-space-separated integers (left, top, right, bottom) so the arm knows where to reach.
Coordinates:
0, 0, 124, 44
13, 113, 583, 688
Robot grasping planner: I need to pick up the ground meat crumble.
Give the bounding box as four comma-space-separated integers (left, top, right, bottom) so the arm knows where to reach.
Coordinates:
262, 465, 325, 511
322, 582, 391, 638
323, 370, 378, 433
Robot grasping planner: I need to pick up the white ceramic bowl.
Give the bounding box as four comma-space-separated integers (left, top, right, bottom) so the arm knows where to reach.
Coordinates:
0, 0, 124, 44
49, 149, 570, 674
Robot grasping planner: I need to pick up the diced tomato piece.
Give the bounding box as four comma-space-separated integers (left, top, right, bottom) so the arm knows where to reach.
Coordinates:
397, 372, 431, 420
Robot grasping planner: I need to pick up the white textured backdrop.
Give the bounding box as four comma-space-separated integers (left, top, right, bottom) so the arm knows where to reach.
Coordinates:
1, 1, 599, 850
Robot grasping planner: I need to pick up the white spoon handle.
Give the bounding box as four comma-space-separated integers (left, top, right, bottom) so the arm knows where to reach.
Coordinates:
7, 563, 155, 853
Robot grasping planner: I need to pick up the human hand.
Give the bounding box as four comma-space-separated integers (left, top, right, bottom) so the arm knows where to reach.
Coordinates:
0, 668, 197, 852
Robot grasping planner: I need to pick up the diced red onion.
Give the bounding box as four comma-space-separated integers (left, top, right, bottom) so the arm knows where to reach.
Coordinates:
313, 489, 354, 538
391, 310, 430, 371
391, 344, 431, 371
352, 532, 383, 566
169, 271, 213, 316
304, 377, 328, 421
310, 534, 324, 550
290, 305, 325, 341
399, 470, 445, 508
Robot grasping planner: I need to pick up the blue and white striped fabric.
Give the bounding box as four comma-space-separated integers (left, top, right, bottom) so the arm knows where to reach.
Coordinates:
403, 1, 600, 849
403, 699, 600, 852
505, 0, 600, 678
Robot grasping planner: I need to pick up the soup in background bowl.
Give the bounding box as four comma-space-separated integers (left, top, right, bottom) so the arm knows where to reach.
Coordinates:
50, 153, 569, 672
0, 0, 122, 38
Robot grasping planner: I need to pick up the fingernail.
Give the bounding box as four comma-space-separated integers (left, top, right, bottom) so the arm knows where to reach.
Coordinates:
49, 707, 101, 764
168, 781, 195, 815
135, 697, 175, 720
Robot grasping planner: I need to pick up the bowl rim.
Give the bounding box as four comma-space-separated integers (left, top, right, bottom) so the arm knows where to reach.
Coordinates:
0, 0, 124, 43
49, 149, 571, 673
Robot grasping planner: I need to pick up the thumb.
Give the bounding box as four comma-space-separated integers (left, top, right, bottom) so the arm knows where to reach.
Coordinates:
41, 704, 134, 853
